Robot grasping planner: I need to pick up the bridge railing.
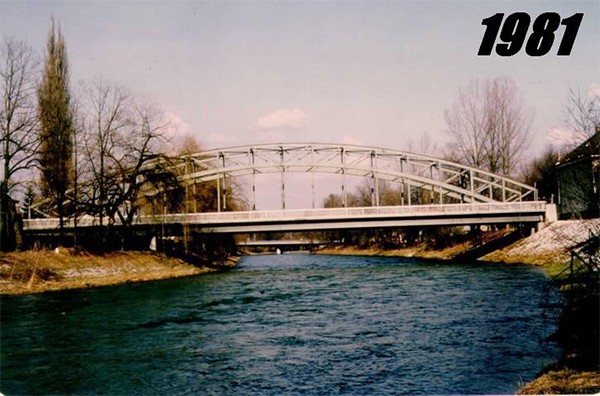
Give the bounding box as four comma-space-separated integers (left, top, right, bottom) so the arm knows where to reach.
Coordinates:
24, 201, 547, 230
155, 201, 545, 224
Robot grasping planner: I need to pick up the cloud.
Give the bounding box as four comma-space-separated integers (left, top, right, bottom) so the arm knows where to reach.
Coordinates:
256, 108, 307, 130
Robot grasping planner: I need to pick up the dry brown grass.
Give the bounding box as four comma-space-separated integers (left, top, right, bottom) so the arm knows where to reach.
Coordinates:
519, 369, 600, 395
0, 249, 236, 295
314, 241, 472, 261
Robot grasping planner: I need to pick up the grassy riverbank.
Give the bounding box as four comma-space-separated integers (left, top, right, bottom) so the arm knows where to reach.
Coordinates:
0, 249, 237, 295
313, 241, 470, 261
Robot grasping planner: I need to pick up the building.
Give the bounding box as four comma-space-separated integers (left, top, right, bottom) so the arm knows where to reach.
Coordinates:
556, 131, 600, 219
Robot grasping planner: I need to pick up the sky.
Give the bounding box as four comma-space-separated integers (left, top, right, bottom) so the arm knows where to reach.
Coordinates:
1, 0, 599, 209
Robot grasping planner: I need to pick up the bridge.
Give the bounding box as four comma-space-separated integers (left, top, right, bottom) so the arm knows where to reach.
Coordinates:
237, 239, 327, 253
25, 202, 548, 233
24, 143, 550, 234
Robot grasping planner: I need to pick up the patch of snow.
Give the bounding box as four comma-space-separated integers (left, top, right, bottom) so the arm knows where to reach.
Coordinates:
507, 219, 600, 256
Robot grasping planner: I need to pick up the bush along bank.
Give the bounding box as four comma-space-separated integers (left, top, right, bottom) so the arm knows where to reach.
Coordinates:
312, 226, 519, 261
519, 230, 600, 395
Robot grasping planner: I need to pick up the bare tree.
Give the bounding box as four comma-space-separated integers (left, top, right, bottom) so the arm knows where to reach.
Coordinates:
563, 86, 600, 144
445, 77, 532, 176
79, 77, 131, 228
78, 78, 183, 248
1, 38, 39, 250
521, 146, 560, 203
444, 80, 487, 170
405, 131, 439, 157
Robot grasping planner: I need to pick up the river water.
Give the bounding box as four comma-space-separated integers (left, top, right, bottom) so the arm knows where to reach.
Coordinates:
1, 254, 558, 395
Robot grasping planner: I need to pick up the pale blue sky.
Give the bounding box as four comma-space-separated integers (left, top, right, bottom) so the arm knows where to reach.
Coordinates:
2, 0, 598, 150
1, 0, 598, 208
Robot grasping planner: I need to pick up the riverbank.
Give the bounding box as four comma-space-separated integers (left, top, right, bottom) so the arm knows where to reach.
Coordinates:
482, 219, 600, 271
314, 220, 600, 269
314, 242, 473, 261
0, 249, 238, 295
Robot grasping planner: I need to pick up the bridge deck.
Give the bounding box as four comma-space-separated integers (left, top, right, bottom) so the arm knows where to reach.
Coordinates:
238, 240, 326, 247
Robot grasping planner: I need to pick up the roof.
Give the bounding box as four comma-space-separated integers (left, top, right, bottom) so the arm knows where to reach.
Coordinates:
558, 131, 600, 166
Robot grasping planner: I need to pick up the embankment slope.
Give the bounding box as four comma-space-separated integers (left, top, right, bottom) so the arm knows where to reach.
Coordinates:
0, 250, 236, 295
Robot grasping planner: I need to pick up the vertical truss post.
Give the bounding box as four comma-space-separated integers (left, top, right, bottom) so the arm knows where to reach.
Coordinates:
370, 152, 375, 206
183, 157, 189, 255
429, 163, 435, 204
370, 173, 376, 206
407, 157, 412, 206
502, 178, 506, 202
183, 158, 189, 214
370, 151, 379, 206
193, 161, 197, 213
375, 152, 380, 206
217, 152, 223, 212
438, 161, 443, 205
460, 169, 466, 204
216, 176, 221, 213
222, 154, 227, 211
400, 157, 405, 206
469, 169, 474, 198
311, 147, 315, 209
280, 146, 285, 210
341, 147, 347, 208
250, 148, 256, 211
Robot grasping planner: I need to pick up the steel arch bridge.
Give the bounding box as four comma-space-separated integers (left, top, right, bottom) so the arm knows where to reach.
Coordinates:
24, 143, 548, 233
169, 142, 538, 211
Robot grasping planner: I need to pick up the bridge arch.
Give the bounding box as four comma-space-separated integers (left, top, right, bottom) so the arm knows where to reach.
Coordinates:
169, 143, 537, 211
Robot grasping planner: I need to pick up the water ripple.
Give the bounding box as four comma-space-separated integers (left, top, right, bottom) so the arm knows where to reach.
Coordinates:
1, 254, 559, 395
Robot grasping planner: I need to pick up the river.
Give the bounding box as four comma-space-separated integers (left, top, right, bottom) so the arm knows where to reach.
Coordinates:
1, 254, 559, 395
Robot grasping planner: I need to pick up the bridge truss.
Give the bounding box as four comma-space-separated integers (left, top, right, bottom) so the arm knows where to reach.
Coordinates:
24, 143, 546, 232
169, 143, 538, 211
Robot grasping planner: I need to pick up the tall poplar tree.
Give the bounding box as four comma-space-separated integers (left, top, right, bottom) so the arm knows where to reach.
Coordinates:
37, 20, 74, 241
